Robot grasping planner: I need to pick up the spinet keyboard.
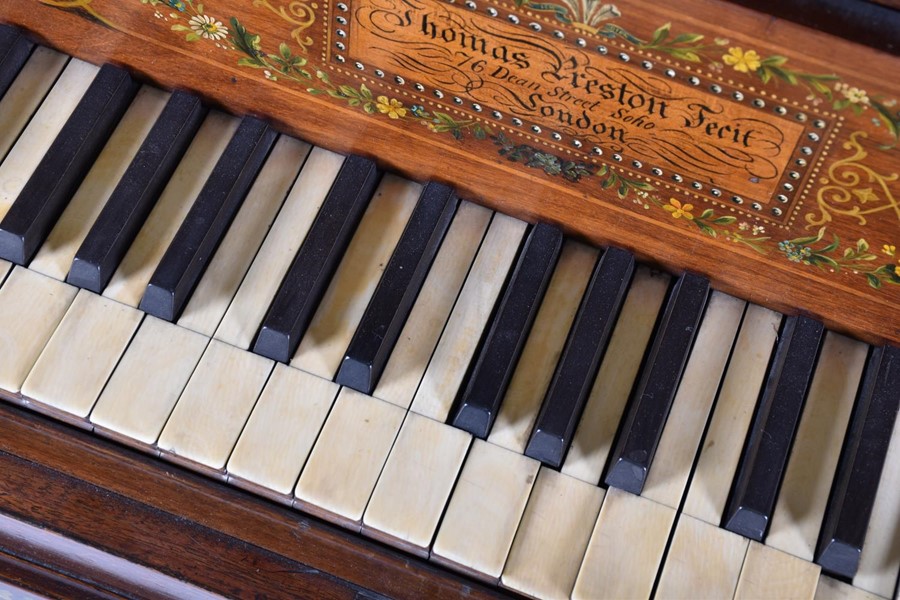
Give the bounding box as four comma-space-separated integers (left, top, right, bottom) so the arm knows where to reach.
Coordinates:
0, 36, 898, 600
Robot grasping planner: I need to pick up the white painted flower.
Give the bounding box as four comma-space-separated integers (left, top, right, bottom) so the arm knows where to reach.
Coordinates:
752, 224, 765, 235
189, 14, 228, 40
842, 86, 870, 105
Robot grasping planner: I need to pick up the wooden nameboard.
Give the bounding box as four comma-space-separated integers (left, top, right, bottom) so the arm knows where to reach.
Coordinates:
2, 0, 899, 345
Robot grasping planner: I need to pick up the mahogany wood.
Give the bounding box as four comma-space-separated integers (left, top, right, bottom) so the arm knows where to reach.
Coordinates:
0, 399, 510, 599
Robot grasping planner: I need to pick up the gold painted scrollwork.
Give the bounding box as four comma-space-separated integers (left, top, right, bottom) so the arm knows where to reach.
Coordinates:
38, 0, 117, 29
806, 131, 900, 227
253, 0, 316, 53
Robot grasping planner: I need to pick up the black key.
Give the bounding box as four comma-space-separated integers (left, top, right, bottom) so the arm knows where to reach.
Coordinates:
723, 315, 824, 541
253, 155, 381, 363
138, 116, 277, 321
450, 223, 563, 438
335, 182, 458, 393
0, 64, 139, 265
816, 345, 900, 578
524, 247, 634, 469
605, 273, 710, 494
68, 91, 207, 292
0, 26, 34, 101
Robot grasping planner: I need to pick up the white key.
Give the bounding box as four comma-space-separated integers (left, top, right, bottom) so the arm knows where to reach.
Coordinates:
157, 339, 273, 470
682, 303, 782, 524
178, 137, 309, 336
0, 259, 9, 281
768, 333, 867, 560
410, 214, 527, 421
227, 364, 339, 495
855, 409, 900, 598
89, 316, 208, 444
562, 267, 669, 484
431, 439, 539, 580
656, 514, 749, 600
292, 174, 420, 378
0, 47, 68, 162
363, 412, 470, 554
735, 542, 820, 600
104, 111, 239, 307
215, 147, 344, 349
294, 388, 406, 526
374, 201, 491, 409
643, 292, 745, 509
30, 86, 169, 281
572, 487, 676, 600
0, 59, 98, 220
815, 576, 882, 600
501, 468, 604, 600
22, 290, 142, 417
0, 267, 77, 392
488, 241, 597, 453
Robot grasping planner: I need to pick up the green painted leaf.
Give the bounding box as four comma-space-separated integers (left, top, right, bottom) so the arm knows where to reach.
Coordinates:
651, 23, 670, 44
761, 55, 788, 67
698, 223, 716, 236
671, 32, 704, 44
712, 216, 737, 225
237, 57, 264, 68
700, 208, 714, 219
867, 273, 882, 288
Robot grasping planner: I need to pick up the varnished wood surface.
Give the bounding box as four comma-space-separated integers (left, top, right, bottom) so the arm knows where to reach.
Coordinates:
1, 0, 898, 347
0, 398, 510, 599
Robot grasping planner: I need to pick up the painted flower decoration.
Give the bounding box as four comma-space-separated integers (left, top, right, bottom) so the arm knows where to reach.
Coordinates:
664, 198, 694, 220
167, 0, 186, 10
834, 82, 870, 106
376, 96, 407, 119
778, 241, 813, 263
722, 47, 761, 73
884, 244, 896, 256
189, 14, 228, 40
895, 264, 900, 277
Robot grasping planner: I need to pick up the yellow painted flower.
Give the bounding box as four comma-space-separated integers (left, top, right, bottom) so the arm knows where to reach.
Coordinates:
884, 244, 896, 256
895, 264, 900, 277
723, 47, 762, 73
664, 198, 694, 220
376, 96, 407, 119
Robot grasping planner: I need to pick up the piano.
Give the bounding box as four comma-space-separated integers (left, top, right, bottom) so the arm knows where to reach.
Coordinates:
0, 0, 898, 597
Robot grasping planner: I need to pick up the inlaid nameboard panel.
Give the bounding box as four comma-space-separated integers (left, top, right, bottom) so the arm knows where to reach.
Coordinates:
2, 0, 898, 345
